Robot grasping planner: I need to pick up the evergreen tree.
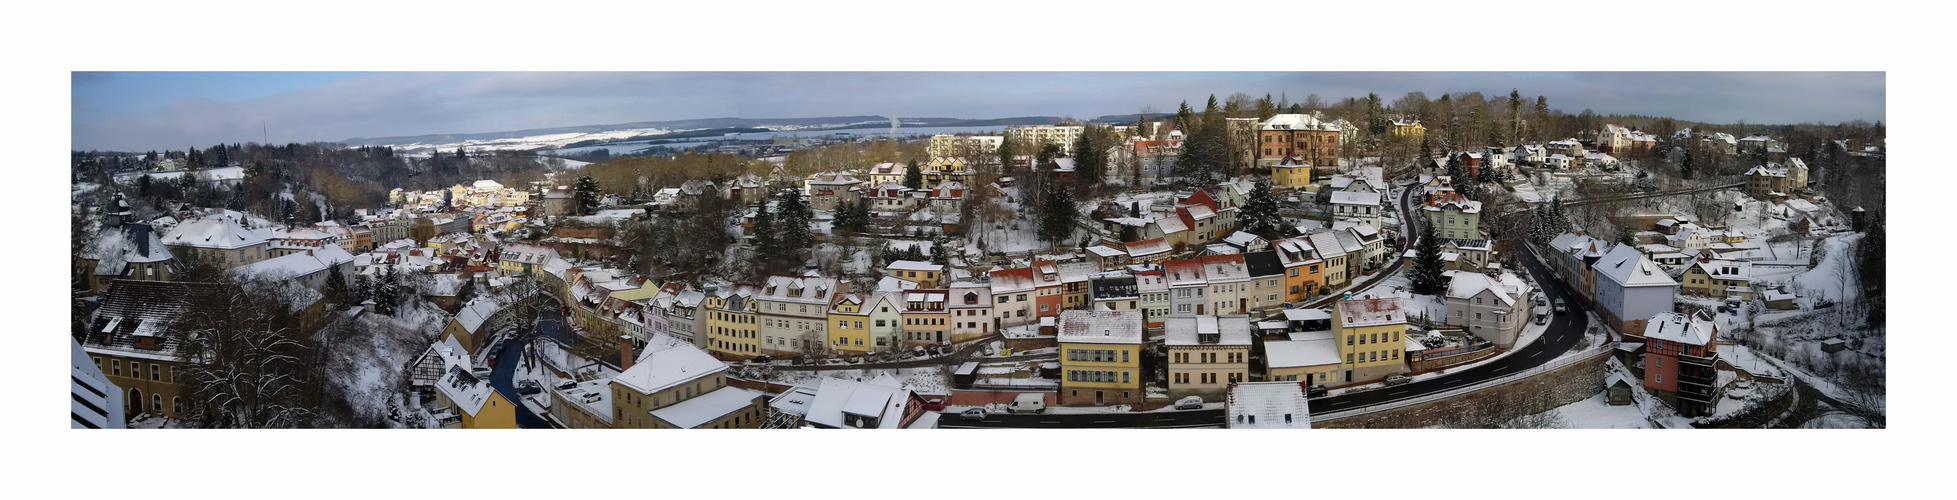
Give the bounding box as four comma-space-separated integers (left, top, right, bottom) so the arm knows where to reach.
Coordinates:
903, 162, 923, 190
1073, 125, 1104, 193
1256, 93, 1276, 120
1409, 218, 1446, 295
775, 188, 815, 266
1419, 135, 1433, 163
930, 233, 949, 265
1174, 101, 1193, 135
996, 134, 1017, 175
1680, 146, 1696, 180
1036, 184, 1078, 248
574, 175, 601, 215
751, 208, 778, 271
324, 264, 349, 310
1447, 154, 1477, 199
1858, 210, 1885, 327
1239, 179, 1284, 240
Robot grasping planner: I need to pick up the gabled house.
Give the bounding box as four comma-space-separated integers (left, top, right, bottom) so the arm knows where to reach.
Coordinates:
1592, 244, 1679, 338
1444, 271, 1533, 348
1681, 259, 1753, 301
1641, 312, 1720, 417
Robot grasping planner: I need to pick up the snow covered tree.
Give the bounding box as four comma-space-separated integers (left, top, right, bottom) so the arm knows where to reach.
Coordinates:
750, 210, 778, 272
1409, 217, 1446, 295
374, 266, 399, 316
171, 277, 317, 428
352, 273, 372, 307
1239, 179, 1285, 240
774, 188, 815, 268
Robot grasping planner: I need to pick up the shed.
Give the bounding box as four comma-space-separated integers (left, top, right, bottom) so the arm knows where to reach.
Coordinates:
953, 362, 980, 389
1606, 373, 1635, 406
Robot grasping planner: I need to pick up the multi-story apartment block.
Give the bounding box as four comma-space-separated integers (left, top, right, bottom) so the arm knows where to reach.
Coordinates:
755, 276, 841, 357
1330, 297, 1411, 385
1641, 311, 1720, 417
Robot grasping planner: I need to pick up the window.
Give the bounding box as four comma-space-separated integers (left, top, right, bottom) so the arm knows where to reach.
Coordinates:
150, 364, 160, 380
1122, 372, 1129, 383
1656, 374, 1662, 383
112, 360, 120, 376
1122, 350, 1129, 363
1347, 353, 1353, 363
172, 397, 180, 413
1346, 335, 1353, 346
152, 394, 161, 411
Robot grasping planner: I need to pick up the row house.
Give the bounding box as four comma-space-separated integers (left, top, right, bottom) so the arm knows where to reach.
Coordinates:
703, 284, 762, 360
947, 285, 993, 343
1164, 315, 1253, 401
898, 289, 951, 345
1545, 232, 1608, 308
1273, 236, 1326, 304
1057, 310, 1146, 406
1136, 270, 1170, 330
755, 276, 842, 357
1330, 297, 1412, 385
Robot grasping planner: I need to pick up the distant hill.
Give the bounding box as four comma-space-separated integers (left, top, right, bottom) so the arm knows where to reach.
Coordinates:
341, 115, 1098, 147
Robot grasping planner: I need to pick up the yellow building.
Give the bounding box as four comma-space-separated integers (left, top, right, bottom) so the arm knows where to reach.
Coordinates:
1271, 156, 1315, 189
1265, 333, 1344, 386
1164, 315, 1253, 401
886, 260, 942, 288
704, 289, 761, 360
1057, 310, 1145, 406
1681, 260, 1754, 301
1330, 297, 1411, 385
609, 340, 768, 429
441, 300, 501, 355
549, 379, 615, 429
828, 294, 873, 355
1389, 118, 1425, 138
433, 366, 516, 429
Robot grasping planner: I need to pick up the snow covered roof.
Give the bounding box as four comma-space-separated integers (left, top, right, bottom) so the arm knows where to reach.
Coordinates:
1329, 190, 1383, 207
228, 249, 347, 281
1335, 297, 1406, 328
759, 275, 839, 305
1446, 271, 1530, 307
1223, 231, 1263, 249
1260, 113, 1338, 131
81, 223, 173, 275
1307, 232, 1348, 258
1228, 382, 1311, 429
1264, 339, 1342, 368
1425, 192, 1482, 213
613, 337, 727, 395
1124, 237, 1171, 257
650, 386, 763, 428
1057, 310, 1144, 345
1593, 244, 1676, 288
888, 260, 939, 272
1201, 254, 1249, 282
435, 365, 499, 417
1283, 309, 1331, 322
454, 299, 501, 334
1163, 258, 1207, 286
1087, 245, 1126, 258
801, 376, 920, 429
1163, 315, 1252, 346
163, 214, 270, 250
1643, 312, 1715, 346
1688, 259, 1752, 280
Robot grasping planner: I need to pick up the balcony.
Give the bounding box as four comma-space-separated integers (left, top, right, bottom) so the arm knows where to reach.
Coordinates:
1678, 351, 1718, 367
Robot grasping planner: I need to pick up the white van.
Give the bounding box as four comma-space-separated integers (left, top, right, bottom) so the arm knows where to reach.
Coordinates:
1008, 393, 1047, 414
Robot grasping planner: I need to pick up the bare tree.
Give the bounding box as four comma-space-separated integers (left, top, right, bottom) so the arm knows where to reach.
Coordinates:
1835, 358, 1886, 428
172, 274, 318, 428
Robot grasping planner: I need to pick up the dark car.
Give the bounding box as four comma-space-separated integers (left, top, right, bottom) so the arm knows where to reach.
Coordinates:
516, 381, 542, 396
750, 354, 772, 364
557, 380, 577, 390
921, 399, 946, 411
1306, 385, 1328, 398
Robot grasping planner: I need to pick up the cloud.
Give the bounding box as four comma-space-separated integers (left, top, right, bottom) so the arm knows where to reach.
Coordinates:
70, 71, 1885, 151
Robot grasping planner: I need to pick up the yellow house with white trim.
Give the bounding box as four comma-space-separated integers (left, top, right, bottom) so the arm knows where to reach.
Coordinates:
1331, 297, 1411, 385
1057, 310, 1145, 406
827, 294, 872, 355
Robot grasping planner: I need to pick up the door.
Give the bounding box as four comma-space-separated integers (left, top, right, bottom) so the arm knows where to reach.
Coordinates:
1094, 391, 1104, 406
1196, 304, 1205, 315
127, 388, 142, 418
1240, 298, 1248, 313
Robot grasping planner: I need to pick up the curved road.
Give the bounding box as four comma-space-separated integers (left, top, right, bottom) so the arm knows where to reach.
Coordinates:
1307, 239, 1591, 415
938, 408, 1226, 429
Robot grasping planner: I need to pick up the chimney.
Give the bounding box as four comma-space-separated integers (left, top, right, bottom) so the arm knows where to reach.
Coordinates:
619, 337, 636, 371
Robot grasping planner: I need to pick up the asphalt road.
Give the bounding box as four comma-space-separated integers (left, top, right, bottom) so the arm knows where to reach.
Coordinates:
1306, 240, 1591, 415
936, 408, 1226, 429
489, 336, 550, 428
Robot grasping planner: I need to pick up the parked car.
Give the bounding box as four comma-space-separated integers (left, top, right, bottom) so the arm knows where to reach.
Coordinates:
921, 399, 946, 411
1384, 374, 1411, 386
1306, 385, 1328, 398
557, 380, 577, 390
1174, 396, 1204, 410
914, 347, 929, 357
959, 408, 987, 420
1535, 295, 1547, 307
848, 356, 862, 364
792, 355, 808, 365
1535, 313, 1549, 325
751, 354, 772, 364
1553, 299, 1567, 313
516, 380, 542, 396
471, 367, 492, 379
487, 353, 499, 367
1008, 393, 1047, 414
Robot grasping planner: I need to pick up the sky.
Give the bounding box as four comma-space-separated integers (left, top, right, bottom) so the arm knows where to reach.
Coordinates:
70, 71, 1885, 152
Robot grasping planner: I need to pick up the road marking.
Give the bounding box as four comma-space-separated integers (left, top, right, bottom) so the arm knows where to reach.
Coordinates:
1157, 417, 1177, 421
1330, 400, 1352, 406
1445, 379, 1463, 385
1493, 366, 1508, 373
1531, 350, 1541, 358
1093, 420, 1115, 424
1387, 390, 1408, 396
1039, 421, 1059, 424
